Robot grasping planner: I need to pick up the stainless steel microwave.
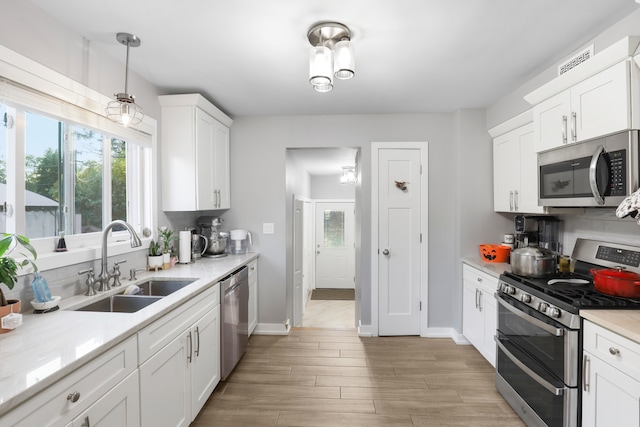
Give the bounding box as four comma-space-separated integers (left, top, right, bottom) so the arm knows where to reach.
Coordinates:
538, 130, 640, 207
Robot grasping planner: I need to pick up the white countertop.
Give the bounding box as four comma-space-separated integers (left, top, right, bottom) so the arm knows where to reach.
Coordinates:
462, 257, 511, 279
0, 253, 258, 415
581, 309, 640, 344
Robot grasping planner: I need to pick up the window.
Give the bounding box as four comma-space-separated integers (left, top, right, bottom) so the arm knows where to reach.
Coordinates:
323, 209, 345, 248
1, 101, 151, 241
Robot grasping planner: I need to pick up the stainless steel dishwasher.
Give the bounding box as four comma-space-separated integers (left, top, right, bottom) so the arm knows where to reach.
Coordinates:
220, 266, 249, 380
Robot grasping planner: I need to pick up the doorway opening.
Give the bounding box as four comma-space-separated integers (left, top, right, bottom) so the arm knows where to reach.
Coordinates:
286, 147, 360, 329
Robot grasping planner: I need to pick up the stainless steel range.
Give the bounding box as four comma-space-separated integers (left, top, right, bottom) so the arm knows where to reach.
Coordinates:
496, 238, 640, 427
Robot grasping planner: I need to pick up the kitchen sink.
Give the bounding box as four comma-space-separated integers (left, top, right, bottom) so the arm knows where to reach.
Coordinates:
75, 295, 163, 313
134, 279, 194, 296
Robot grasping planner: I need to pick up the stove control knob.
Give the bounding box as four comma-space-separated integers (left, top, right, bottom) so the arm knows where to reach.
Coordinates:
548, 307, 561, 318
538, 302, 549, 313
520, 294, 532, 304
504, 285, 516, 295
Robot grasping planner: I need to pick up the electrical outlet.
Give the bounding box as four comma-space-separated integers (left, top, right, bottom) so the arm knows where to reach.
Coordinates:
263, 223, 275, 234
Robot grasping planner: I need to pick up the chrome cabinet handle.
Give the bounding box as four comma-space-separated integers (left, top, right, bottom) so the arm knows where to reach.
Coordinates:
382, 249, 390, 256
195, 326, 201, 357
67, 391, 80, 402
514, 190, 519, 211
509, 190, 514, 211
187, 331, 192, 363
583, 354, 590, 392
571, 111, 577, 143
81, 416, 91, 427
475, 289, 479, 309
609, 347, 620, 356
478, 291, 483, 312
588, 145, 606, 205
562, 115, 567, 144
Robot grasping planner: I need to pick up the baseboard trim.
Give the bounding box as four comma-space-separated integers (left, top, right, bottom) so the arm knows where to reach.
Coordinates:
423, 327, 470, 344
252, 322, 291, 335
358, 322, 373, 337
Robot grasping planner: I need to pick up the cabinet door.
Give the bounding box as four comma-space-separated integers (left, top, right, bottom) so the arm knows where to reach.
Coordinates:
248, 261, 258, 336
191, 305, 221, 419
212, 121, 230, 209
533, 90, 571, 152
582, 351, 640, 427
481, 290, 497, 367
195, 107, 218, 210
71, 372, 140, 427
572, 60, 631, 143
140, 333, 190, 427
517, 123, 545, 214
462, 280, 483, 350
493, 132, 520, 212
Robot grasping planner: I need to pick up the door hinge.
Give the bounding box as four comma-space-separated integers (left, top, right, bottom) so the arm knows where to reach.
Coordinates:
419, 301, 422, 311
420, 233, 422, 243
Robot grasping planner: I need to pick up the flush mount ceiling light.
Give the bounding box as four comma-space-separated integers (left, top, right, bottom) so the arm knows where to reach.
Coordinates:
307, 22, 355, 93
105, 32, 144, 127
340, 166, 357, 184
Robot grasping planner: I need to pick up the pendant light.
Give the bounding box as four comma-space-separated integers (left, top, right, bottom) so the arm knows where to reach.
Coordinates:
105, 32, 144, 127
307, 22, 355, 92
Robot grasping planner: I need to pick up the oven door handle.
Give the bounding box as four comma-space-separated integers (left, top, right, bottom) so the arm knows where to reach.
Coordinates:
495, 337, 565, 396
497, 296, 564, 337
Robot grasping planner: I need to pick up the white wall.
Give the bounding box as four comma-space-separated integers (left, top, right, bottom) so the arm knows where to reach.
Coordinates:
311, 174, 356, 199
223, 112, 506, 332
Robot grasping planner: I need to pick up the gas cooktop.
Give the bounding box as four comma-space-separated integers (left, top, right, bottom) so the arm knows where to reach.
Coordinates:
501, 270, 640, 311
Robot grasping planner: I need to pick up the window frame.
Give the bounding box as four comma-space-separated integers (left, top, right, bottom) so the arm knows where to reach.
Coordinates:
0, 44, 157, 272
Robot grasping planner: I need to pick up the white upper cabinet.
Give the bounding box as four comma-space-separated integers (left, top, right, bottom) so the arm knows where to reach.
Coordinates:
526, 37, 640, 153
491, 112, 546, 214
533, 61, 632, 152
159, 94, 232, 211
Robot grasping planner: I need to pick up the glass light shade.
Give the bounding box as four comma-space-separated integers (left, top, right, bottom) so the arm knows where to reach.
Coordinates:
334, 39, 355, 80
313, 83, 333, 93
309, 46, 333, 86
105, 96, 144, 127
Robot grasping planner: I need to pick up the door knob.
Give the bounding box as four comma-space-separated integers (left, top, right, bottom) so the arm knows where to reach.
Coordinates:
382, 249, 390, 256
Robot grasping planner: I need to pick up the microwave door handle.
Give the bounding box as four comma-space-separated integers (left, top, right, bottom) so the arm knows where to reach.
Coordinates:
589, 145, 606, 205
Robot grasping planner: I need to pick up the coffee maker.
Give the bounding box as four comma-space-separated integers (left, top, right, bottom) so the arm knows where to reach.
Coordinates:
514, 215, 538, 248
538, 217, 562, 254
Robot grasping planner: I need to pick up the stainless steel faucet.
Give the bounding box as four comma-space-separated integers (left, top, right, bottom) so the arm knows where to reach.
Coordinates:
96, 220, 142, 292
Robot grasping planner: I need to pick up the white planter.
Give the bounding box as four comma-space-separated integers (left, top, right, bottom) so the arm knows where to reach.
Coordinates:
148, 255, 163, 269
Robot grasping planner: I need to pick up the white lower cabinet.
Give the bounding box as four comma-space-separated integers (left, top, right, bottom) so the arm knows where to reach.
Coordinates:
248, 259, 258, 336
462, 263, 498, 366
67, 371, 140, 427
582, 320, 640, 427
3, 336, 138, 427
138, 284, 221, 427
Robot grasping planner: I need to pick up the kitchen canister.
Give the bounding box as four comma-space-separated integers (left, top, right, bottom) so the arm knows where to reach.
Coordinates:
178, 231, 191, 264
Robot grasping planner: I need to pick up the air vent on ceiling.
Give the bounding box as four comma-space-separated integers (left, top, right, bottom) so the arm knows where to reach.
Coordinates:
558, 44, 594, 76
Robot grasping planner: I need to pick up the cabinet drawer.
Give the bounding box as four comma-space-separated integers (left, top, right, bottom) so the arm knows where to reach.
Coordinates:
462, 264, 498, 294
584, 320, 640, 381
3, 335, 137, 427
138, 284, 219, 363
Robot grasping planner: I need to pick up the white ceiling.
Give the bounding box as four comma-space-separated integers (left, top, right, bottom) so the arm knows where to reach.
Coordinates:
26, 1, 639, 175
29, 0, 639, 119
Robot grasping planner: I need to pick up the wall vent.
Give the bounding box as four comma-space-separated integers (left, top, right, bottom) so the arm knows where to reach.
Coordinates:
558, 44, 594, 76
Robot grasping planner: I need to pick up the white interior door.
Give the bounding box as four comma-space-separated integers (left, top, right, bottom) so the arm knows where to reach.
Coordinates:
293, 198, 304, 326
314, 201, 355, 289
378, 148, 422, 336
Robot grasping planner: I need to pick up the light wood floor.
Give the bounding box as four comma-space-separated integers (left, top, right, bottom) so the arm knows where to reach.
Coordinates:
302, 299, 355, 328
192, 328, 526, 426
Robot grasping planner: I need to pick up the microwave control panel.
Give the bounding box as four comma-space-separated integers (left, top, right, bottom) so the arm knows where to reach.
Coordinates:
607, 149, 626, 196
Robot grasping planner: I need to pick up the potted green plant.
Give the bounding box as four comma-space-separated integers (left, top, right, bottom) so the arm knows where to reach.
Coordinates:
158, 227, 175, 269
148, 240, 163, 270
0, 233, 37, 333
